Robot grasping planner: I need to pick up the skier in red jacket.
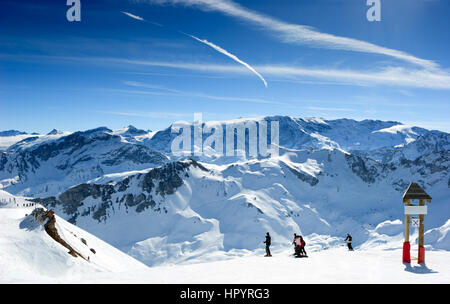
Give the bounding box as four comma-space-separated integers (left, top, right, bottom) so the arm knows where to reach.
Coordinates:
299, 236, 307, 257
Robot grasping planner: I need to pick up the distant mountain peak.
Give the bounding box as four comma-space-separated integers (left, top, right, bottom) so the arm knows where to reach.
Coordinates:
124, 125, 148, 135
0, 130, 28, 137
47, 129, 63, 135
82, 127, 112, 135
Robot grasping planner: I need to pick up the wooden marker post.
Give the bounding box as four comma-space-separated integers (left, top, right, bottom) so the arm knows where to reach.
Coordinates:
403, 199, 411, 263
418, 199, 426, 264
402, 183, 431, 265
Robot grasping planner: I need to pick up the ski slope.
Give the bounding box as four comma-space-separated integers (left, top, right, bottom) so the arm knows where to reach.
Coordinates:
1, 195, 448, 284
48, 246, 449, 284
1, 205, 449, 283
0, 193, 147, 283
2, 178, 450, 283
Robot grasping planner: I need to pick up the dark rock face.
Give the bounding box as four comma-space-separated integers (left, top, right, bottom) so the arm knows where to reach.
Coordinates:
414, 151, 449, 175
102, 145, 167, 166
125, 194, 137, 207
30, 196, 58, 208
59, 184, 95, 215
139, 159, 207, 196
344, 149, 446, 186
345, 154, 379, 184
92, 202, 111, 222
0, 152, 7, 171
395, 151, 450, 179
281, 162, 319, 186
29, 207, 51, 224
136, 199, 156, 213
29, 208, 82, 258
35, 159, 205, 223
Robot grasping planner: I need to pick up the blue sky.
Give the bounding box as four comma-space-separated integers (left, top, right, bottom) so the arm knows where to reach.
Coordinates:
0, 0, 449, 133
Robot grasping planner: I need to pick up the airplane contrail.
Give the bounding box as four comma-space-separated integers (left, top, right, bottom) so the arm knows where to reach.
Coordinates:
121, 11, 163, 26
121, 10, 266, 86
184, 33, 268, 87
122, 11, 145, 21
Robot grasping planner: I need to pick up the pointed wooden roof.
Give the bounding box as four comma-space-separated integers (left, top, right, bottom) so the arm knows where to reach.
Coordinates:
403, 182, 432, 203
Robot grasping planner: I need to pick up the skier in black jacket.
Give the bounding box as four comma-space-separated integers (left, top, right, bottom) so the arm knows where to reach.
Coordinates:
345, 234, 354, 251
264, 232, 272, 257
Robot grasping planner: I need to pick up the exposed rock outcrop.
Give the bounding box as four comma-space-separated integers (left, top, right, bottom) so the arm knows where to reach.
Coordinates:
32, 159, 207, 223
30, 208, 84, 259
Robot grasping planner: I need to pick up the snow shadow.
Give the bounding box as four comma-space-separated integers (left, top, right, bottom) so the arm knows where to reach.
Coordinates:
403, 263, 438, 274
19, 216, 43, 231
381, 247, 403, 251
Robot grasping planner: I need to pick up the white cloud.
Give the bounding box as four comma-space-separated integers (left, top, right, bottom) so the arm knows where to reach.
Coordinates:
255, 65, 450, 90
113, 58, 450, 90
5, 54, 450, 90
144, 0, 438, 70
402, 120, 450, 133
96, 110, 189, 119
118, 81, 282, 104
307, 106, 357, 112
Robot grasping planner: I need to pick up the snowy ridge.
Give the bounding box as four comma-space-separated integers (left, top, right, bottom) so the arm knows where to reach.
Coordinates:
424, 219, 450, 250
140, 116, 430, 155
0, 127, 168, 197
0, 117, 443, 198
0, 190, 147, 283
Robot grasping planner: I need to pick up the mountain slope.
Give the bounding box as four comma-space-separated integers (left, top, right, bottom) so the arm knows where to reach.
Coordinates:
32, 148, 449, 266
142, 116, 430, 154
1, 187, 449, 284
0, 190, 147, 283
0, 116, 448, 268
0, 127, 168, 197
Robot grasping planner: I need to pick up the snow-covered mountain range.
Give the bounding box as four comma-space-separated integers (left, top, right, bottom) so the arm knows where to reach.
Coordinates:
0, 117, 448, 267
0, 127, 168, 196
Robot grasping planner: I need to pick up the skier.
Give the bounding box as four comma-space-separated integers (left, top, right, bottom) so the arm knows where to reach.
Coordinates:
264, 232, 272, 257
345, 233, 354, 251
293, 233, 301, 257
299, 236, 307, 257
